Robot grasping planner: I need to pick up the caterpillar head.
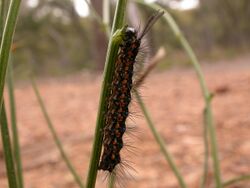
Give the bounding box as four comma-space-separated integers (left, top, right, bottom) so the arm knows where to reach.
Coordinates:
124, 26, 138, 42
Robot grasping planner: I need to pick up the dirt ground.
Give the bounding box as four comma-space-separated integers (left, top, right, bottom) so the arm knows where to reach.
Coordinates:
0, 55, 250, 188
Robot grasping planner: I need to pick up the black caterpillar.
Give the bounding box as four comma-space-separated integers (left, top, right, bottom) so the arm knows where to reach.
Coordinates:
99, 10, 164, 173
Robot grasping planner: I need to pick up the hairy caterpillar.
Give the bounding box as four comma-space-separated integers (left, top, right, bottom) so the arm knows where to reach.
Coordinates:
98, 10, 164, 173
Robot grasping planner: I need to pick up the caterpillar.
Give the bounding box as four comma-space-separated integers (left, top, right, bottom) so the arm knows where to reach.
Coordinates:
98, 10, 164, 173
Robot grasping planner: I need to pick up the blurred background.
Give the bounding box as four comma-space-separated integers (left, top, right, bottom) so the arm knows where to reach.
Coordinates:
12, 0, 250, 76
1, 0, 250, 188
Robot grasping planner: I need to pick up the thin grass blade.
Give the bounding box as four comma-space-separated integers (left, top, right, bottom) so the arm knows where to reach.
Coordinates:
223, 175, 250, 187
133, 1, 222, 187
0, 0, 21, 110
0, 1, 21, 188
200, 108, 209, 188
0, 102, 18, 188
31, 78, 85, 188
134, 91, 187, 188
7, 60, 24, 188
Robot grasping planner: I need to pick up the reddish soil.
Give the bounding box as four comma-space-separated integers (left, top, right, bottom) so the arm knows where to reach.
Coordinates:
0, 56, 250, 188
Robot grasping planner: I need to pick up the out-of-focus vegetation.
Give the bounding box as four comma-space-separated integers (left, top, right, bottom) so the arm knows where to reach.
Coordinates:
12, 0, 250, 76
170, 0, 250, 58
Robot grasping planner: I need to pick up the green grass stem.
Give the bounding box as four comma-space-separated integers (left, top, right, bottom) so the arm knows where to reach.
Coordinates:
134, 91, 187, 188
134, 1, 222, 187
0, 102, 18, 188
223, 175, 250, 187
0, 0, 7, 37
31, 78, 85, 188
0, 0, 21, 110
84, 0, 110, 37
85, 1, 127, 187
200, 108, 209, 188
103, 0, 111, 35
108, 173, 115, 188
0, 1, 21, 187
7, 60, 24, 188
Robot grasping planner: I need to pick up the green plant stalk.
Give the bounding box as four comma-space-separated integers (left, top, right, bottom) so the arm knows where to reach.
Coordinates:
0, 102, 18, 188
0, 1, 21, 187
108, 173, 115, 188
7, 60, 24, 188
31, 78, 84, 188
223, 175, 250, 187
103, 0, 111, 35
164, 9, 222, 188
84, 0, 110, 37
134, 91, 187, 188
0, 0, 7, 37
83, 0, 103, 25
134, 1, 222, 187
204, 102, 221, 187
200, 108, 209, 188
0, 0, 21, 112
85, 0, 127, 187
